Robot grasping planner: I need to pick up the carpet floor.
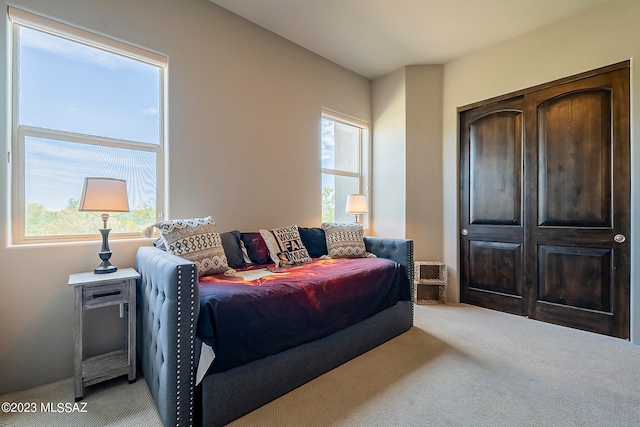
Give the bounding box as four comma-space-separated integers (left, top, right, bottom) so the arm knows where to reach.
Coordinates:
1, 303, 639, 426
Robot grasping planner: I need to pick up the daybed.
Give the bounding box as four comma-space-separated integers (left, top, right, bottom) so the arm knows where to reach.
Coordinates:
136, 222, 414, 427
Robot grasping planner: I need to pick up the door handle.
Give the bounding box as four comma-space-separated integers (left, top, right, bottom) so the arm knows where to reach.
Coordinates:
613, 234, 626, 243
461, 228, 469, 236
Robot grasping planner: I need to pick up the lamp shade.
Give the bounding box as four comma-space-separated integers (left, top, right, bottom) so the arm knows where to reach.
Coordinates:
79, 177, 130, 213
345, 194, 368, 214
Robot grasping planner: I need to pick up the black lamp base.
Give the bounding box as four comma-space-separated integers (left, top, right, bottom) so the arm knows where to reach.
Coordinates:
94, 262, 117, 274
94, 228, 117, 274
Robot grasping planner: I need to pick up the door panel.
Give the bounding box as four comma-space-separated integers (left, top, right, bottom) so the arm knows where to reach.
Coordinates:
460, 63, 630, 339
537, 245, 611, 312
469, 241, 522, 296
537, 90, 612, 227
470, 111, 522, 225
462, 240, 524, 315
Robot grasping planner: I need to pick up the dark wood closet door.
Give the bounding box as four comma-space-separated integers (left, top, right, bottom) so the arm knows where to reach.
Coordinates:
459, 97, 525, 316
460, 64, 630, 339
524, 68, 630, 338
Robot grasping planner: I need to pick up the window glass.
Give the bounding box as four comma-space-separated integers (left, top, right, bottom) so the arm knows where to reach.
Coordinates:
24, 136, 156, 236
321, 118, 359, 173
321, 174, 360, 223
10, 8, 165, 243
321, 112, 367, 224
19, 26, 160, 144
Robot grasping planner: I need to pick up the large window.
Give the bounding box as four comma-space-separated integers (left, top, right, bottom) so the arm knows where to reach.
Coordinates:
9, 8, 165, 244
321, 109, 369, 224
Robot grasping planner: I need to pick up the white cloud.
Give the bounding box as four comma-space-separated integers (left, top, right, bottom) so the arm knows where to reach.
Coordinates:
142, 107, 159, 116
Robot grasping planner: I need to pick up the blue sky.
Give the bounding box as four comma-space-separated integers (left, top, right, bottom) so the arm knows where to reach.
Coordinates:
321, 117, 334, 169
19, 26, 160, 211
25, 136, 156, 211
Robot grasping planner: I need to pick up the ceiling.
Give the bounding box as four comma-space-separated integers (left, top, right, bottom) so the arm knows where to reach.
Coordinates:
209, 0, 608, 79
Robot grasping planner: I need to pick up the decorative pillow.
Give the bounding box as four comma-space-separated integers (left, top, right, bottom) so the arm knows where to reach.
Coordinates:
321, 222, 366, 258
259, 225, 313, 267
220, 230, 247, 269
239, 240, 253, 265
154, 216, 231, 277
240, 232, 272, 265
153, 236, 166, 251
298, 227, 328, 258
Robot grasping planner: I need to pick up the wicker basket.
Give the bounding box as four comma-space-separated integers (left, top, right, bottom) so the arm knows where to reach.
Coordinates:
414, 261, 446, 304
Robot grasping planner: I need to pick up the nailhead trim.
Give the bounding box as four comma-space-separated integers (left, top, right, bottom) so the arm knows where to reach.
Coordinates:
407, 240, 415, 323
176, 266, 182, 426
174, 264, 197, 426
189, 268, 196, 422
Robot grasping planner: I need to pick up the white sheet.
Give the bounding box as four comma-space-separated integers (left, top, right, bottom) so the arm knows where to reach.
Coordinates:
196, 343, 215, 385
234, 268, 289, 281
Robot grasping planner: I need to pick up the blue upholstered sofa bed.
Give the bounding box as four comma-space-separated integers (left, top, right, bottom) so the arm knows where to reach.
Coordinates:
136, 236, 414, 426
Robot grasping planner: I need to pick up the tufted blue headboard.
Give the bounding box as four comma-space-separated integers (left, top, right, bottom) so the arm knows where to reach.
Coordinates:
364, 236, 414, 301
136, 247, 199, 427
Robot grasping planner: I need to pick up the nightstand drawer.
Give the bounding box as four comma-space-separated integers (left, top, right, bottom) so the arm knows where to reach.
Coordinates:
83, 282, 129, 308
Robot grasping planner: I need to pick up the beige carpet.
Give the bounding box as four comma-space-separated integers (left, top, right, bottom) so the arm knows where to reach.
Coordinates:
0, 374, 159, 427
1, 303, 639, 426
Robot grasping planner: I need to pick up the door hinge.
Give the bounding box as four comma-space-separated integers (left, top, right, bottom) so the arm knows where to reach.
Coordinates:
7, 151, 10, 164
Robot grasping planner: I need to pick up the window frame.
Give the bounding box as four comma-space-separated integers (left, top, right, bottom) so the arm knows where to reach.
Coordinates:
8, 7, 167, 244
320, 108, 370, 226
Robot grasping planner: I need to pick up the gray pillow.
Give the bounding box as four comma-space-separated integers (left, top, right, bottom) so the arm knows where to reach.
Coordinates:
220, 230, 247, 269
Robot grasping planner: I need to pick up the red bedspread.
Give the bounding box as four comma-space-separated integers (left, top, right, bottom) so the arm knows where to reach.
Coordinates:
197, 257, 406, 373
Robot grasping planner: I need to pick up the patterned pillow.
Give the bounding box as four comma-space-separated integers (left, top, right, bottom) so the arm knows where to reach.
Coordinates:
259, 225, 312, 268
155, 216, 231, 277
321, 222, 366, 258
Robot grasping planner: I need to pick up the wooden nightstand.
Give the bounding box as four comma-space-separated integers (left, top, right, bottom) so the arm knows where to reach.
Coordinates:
68, 268, 140, 401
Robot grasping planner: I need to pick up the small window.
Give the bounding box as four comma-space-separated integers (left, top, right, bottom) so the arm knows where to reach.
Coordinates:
321, 109, 369, 224
9, 8, 166, 243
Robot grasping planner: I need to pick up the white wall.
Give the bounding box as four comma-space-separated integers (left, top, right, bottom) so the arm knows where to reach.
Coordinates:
442, 0, 640, 343
372, 67, 406, 238
405, 65, 443, 262
0, 0, 371, 394
372, 64, 444, 265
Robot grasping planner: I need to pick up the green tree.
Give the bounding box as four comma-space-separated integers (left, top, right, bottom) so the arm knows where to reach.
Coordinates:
322, 186, 335, 223
116, 200, 156, 232
24, 198, 157, 237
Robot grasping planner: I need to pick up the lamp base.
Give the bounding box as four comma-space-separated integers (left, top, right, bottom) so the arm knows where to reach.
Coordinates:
94, 264, 118, 274
94, 228, 117, 274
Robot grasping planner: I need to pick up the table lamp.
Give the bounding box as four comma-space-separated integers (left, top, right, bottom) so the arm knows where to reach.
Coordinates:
345, 194, 368, 223
79, 177, 130, 274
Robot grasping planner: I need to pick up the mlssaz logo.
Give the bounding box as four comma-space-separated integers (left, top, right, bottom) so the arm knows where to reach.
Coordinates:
40, 402, 88, 413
